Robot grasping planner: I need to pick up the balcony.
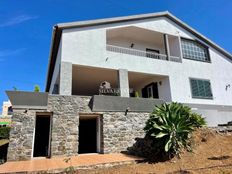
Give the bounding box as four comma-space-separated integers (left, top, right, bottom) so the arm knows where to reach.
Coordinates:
106, 26, 182, 63
106, 44, 181, 62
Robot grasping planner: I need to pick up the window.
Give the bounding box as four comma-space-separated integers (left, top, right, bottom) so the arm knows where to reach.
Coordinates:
142, 82, 159, 99
181, 38, 210, 62
146, 48, 160, 59
190, 78, 213, 99
147, 85, 153, 98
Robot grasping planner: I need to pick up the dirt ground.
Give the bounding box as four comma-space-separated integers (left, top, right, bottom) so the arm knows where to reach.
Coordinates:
79, 129, 232, 174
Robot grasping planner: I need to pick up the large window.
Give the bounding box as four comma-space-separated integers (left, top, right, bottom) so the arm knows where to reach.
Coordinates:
190, 78, 213, 99
181, 38, 210, 62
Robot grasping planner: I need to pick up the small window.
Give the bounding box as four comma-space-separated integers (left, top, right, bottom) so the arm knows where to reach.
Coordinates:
190, 78, 213, 99
147, 85, 153, 98
146, 48, 160, 59
181, 38, 210, 62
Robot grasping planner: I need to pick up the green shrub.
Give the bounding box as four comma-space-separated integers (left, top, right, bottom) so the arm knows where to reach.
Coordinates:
0, 127, 11, 139
34, 85, 40, 92
190, 112, 207, 127
144, 102, 206, 157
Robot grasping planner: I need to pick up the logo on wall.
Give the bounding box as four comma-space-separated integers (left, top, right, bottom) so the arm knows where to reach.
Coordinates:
99, 81, 133, 96
99, 81, 120, 96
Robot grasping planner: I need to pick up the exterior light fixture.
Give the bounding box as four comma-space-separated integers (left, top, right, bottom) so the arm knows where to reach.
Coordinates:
125, 107, 130, 116
226, 84, 231, 91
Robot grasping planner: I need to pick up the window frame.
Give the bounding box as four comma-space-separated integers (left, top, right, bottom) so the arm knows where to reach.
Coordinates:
189, 78, 213, 100
181, 38, 211, 63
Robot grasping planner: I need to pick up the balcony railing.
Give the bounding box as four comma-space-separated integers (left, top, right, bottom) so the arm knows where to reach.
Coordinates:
106, 44, 181, 62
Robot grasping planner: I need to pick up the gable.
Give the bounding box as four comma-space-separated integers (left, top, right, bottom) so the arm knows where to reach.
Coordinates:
59, 12, 231, 59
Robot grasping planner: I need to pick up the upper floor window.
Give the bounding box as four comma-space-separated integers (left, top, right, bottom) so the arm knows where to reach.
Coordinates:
181, 38, 210, 62
190, 78, 213, 99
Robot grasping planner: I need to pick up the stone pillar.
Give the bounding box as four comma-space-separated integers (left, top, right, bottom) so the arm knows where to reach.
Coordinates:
59, 61, 72, 95
47, 95, 79, 157
7, 109, 36, 161
164, 34, 170, 60
118, 69, 130, 97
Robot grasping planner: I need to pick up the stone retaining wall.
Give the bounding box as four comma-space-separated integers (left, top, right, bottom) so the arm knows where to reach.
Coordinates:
7, 95, 150, 161
103, 112, 149, 153
7, 109, 39, 161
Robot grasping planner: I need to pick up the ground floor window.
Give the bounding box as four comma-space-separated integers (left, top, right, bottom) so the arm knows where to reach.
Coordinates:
190, 78, 213, 99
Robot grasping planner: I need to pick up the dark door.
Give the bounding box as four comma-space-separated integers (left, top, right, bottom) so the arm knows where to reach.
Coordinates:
79, 118, 97, 154
33, 115, 51, 157
142, 82, 159, 99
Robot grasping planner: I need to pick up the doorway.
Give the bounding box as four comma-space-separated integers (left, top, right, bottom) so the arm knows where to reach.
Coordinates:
142, 82, 159, 98
78, 115, 101, 154
33, 114, 51, 157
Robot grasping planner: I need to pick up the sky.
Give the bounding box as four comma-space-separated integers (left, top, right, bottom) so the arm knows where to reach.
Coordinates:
0, 0, 232, 111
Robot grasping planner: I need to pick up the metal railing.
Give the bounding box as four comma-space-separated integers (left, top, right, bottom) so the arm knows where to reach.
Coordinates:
106, 44, 181, 62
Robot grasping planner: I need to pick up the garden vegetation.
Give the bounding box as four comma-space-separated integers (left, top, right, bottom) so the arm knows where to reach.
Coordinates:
144, 102, 206, 158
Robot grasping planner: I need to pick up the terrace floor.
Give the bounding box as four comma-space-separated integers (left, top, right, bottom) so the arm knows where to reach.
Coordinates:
0, 153, 143, 173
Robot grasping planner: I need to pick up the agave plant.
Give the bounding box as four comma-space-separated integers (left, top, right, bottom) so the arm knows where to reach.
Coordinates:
190, 112, 207, 127
144, 102, 206, 156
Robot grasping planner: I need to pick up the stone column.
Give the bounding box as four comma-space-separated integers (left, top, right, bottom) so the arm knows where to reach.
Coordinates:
164, 34, 170, 60
59, 61, 72, 95
118, 69, 130, 97
7, 109, 36, 161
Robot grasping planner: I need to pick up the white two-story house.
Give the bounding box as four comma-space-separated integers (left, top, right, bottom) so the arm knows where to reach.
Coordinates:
47, 11, 232, 123
6, 11, 232, 161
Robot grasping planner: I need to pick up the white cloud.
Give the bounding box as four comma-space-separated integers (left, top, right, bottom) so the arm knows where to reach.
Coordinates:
0, 15, 38, 27
0, 48, 26, 61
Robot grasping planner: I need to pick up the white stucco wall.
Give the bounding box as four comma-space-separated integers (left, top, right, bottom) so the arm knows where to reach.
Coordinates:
168, 36, 181, 57
57, 16, 232, 106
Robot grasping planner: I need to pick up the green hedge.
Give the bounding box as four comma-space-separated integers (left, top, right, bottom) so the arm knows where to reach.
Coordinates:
0, 127, 11, 139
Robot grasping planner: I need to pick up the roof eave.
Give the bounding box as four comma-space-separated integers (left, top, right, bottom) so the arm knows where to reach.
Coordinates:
45, 26, 61, 92
56, 11, 169, 29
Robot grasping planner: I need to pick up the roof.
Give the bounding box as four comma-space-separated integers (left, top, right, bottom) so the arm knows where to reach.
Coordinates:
45, 11, 232, 92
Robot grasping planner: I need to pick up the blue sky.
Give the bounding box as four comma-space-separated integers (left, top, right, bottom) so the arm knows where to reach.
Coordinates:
0, 0, 231, 111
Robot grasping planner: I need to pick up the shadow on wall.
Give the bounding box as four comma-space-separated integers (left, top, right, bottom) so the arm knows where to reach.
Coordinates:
124, 135, 170, 163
